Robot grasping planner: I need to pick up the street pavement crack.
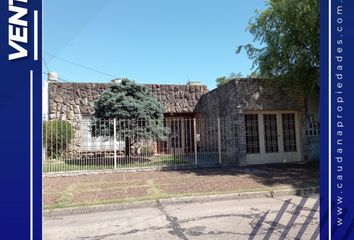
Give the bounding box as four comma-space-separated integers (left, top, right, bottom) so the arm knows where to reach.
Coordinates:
178, 212, 262, 224
156, 200, 188, 240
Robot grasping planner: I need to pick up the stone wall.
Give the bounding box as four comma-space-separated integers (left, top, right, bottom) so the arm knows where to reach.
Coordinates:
145, 84, 208, 113
48, 81, 208, 131
194, 78, 319, 166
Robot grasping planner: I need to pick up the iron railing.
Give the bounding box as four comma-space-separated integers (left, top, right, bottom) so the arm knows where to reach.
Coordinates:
43, 117, 237, 173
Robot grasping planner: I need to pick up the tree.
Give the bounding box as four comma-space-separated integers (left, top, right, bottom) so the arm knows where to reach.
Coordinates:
91, 79, 168, 156
216, 76, 229, 87
247, 71, 261, 78
216, 72, 243, 87
237, 0, 319, 92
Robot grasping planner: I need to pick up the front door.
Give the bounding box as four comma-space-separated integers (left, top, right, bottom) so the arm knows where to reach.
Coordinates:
246, 112, 301, 165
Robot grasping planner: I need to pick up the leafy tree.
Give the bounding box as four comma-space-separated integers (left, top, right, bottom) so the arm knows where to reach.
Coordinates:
237, 0, 320, 92
92, 79, 168, 156
216, 76, 229, 87
216, 72, 243, 87
247, 71, 261, 78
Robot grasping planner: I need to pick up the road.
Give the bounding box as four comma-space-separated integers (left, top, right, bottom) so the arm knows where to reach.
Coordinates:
44, 195, 319, 240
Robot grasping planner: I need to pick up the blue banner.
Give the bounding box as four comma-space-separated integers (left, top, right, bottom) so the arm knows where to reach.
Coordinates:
326, 0, 354, 239
0, 0, 42, 239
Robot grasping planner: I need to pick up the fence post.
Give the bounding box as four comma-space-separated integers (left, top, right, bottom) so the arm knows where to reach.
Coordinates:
193, 118, 198, 165
114, 118, 117, 170
217, 118, 222, 165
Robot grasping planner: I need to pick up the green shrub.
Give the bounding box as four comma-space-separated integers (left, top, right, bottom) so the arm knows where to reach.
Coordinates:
43, 120, 75, 159
140, 145, 155, 157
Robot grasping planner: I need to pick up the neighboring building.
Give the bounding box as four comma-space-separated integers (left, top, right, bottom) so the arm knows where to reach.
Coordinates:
46, 76, 319, 166
194, 78, 320, 166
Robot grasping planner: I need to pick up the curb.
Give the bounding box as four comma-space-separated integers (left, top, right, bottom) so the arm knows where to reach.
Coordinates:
43, 186, 319, 217
43, 165, 204, 178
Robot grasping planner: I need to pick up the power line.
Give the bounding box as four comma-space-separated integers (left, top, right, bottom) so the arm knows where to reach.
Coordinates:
43, 57, 50, 73
44, 52, 118, 79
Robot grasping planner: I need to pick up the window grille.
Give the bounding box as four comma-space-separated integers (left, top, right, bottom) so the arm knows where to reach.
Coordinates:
245, 114, 260, 154
263, 114, 279, 153
282, 113, 297, 152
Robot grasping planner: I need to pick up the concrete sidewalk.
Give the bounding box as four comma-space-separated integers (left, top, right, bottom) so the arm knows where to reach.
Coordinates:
44, 194, 319, 240
44, 166, 319, 210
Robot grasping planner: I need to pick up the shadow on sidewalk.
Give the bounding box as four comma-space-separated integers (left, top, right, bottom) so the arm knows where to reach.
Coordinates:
164, 162, 319, 193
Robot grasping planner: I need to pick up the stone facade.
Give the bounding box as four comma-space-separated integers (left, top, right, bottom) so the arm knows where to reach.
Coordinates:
47, 78, 319, 166
194, 78, 319, 166
48, 81, 208, 131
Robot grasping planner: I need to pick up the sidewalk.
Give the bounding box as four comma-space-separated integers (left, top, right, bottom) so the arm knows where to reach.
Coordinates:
44, 164, 319, 210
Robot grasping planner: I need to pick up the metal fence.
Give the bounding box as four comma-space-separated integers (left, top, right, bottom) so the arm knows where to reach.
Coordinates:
43, 117, 238, 173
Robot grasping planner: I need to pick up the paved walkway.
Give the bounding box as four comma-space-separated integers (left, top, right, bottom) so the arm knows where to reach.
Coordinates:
44, 194, 319, 240
44, 165, 319, 209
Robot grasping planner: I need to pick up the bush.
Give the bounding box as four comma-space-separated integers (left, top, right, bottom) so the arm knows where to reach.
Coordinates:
43, 120, 75, 159
139, 145, 155, 157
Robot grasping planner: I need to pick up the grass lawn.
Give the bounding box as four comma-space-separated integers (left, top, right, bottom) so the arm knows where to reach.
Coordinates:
43, 155, 192, 173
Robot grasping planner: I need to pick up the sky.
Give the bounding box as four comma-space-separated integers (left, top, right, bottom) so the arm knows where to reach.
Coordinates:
43, 0, 267, 90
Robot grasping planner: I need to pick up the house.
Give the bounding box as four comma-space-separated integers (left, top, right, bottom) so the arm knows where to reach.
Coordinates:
45, 75, 208, 155
45, 74, 319, 166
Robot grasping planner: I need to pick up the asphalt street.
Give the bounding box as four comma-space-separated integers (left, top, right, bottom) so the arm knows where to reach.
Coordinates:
44, 195, 319, 240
